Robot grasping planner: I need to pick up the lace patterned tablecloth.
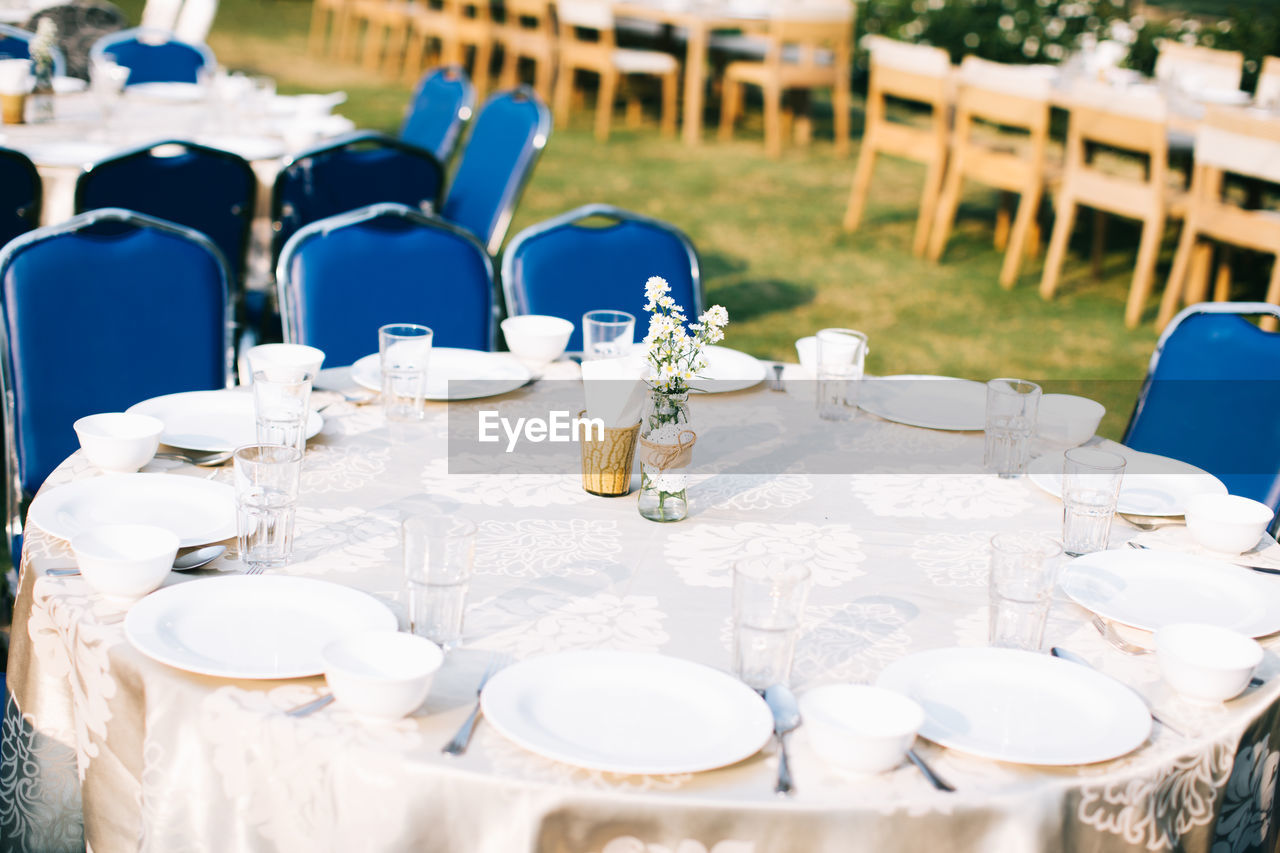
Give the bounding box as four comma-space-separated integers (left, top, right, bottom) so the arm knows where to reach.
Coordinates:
4, 374, 1279, 853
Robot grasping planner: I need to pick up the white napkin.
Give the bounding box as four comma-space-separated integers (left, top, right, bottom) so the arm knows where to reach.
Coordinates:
581, 358, 645, 428
1130, 526, 1280, 570
0, 59, 34, 96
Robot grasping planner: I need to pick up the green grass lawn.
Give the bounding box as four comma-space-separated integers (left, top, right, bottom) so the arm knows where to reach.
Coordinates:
116, 0, 1276, 438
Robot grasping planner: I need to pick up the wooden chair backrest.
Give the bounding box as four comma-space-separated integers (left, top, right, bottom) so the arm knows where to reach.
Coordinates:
1154, 40, 1243, 90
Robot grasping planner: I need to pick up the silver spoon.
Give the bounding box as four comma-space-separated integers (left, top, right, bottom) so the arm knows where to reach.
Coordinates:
763, 684, 801, 796
154, 449, 234, 467
45, 544, 227, 577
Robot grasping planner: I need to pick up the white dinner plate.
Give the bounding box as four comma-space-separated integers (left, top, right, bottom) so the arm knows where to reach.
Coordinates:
351, 348, 532, 400
876, 647, 1151, 765
1028, 447, 1226, 516
125, 575, 397, 679
125, 81, 208, 102
1060, 549, 1280, 637
127, 389, 324, 452
480, 650, 774, 775
28, 473, 236, 547
857, 374, 988, 430
625, 344, 766, 393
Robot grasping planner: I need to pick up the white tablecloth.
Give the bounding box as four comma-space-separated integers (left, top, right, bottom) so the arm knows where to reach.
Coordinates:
4, 370, 1280, 852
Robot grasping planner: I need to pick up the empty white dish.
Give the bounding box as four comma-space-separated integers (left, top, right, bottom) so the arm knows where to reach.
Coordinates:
1184, 493, 1275, 555
1155, 622, 1262, 703
322, 631, 443, 719
247, 343, 325, 382
1037, 394, 1105, 447
73, 412, 164, 472
799, 684, 924, 774
501, 315, 574, 367
71, 523, 179, 602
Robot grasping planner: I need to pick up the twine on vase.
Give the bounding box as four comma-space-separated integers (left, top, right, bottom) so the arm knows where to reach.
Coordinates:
638, 430, 697, 471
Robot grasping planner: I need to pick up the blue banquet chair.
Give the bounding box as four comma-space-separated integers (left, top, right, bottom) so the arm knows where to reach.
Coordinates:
0, 23, 68, 76
440, 85, 551, 255
88, 27, 215, 85
0, 208, 232, 560
401, 65, 476, 164
276, 203, 496, 367
0, 147, 41, 251
271, 131, 446, 263
1124, 301, 1280, 529
501, 204, 701, 351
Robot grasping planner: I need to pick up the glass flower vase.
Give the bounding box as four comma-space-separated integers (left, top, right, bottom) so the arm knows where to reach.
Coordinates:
637, 388, 694, 522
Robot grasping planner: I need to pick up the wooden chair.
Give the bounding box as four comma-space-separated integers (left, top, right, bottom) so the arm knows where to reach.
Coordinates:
1154, 40, 1244, 91
1157, 107, 1280, 331
553, 0, 678, 143
403, 0, 494, 92
493, 0, 556, 101
842, 36, 951, 256
1039, 82, 1183, 328
717, 0, 853, 158
1256, 56, 1280, 108
926, 56, 1054, 289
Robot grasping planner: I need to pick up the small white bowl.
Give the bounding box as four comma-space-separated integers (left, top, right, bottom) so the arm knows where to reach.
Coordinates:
1155, 622, 1263, 703
322, 631, 444, 720
1037, 394, 1105, 447
795, 336, 816, 371
73, 412, 164, 472
1185, 493, 1275, 555
501, 315, 574, 367
247, 343, 325, 382
71, 523, 179, 602
798, 684, 924, 774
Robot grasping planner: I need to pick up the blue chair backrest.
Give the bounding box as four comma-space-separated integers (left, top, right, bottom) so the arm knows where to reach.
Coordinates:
501, 204, 702, 351
441, 85, 550, 255
89, 27, 214, 85
401, 65, 475, 164
1124, 302, 1280, 517
271, 132, 445, 262
0, 147, 40, 250
277, 203, 496, 367
0, 23, 67, 76
0, 209, 231, 500
75, 140, 255, 281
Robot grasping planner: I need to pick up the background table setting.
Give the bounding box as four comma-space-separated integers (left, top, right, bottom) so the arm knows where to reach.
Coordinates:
4, 311, 1280, 853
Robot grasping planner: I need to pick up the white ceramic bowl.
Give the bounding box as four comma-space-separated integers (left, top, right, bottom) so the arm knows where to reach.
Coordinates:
1184, 493, 1275, 555
501, 315, 574, 367
71, 524, 179, 601
322, 631, 444, 719
247, 343, 325, 382
1155, 622, 1263, 703
798, 684, 924, 774
794, 336, 816, 371
1037, 394, 1106, 447
73, 412, 164, 472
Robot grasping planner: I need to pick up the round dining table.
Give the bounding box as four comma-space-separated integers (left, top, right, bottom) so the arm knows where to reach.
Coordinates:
3, 365, 1279, 853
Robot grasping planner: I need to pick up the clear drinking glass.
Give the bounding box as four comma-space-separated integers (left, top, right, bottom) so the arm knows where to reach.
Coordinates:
380, 323, 433, 422
988, 532, 1063, 651
1061, 447, 1127, 556
234, 444, 303, 571
985, 378, 1041, 478
815, 328, 868, 422
252, 369, 312, 455
582, 310, 636, 360
732, 557, 811, 689
402, 514, 477, 650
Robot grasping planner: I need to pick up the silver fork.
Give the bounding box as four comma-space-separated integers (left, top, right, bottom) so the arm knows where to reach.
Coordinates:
1091, 615, 1265, 686
441, 654, 507, 756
